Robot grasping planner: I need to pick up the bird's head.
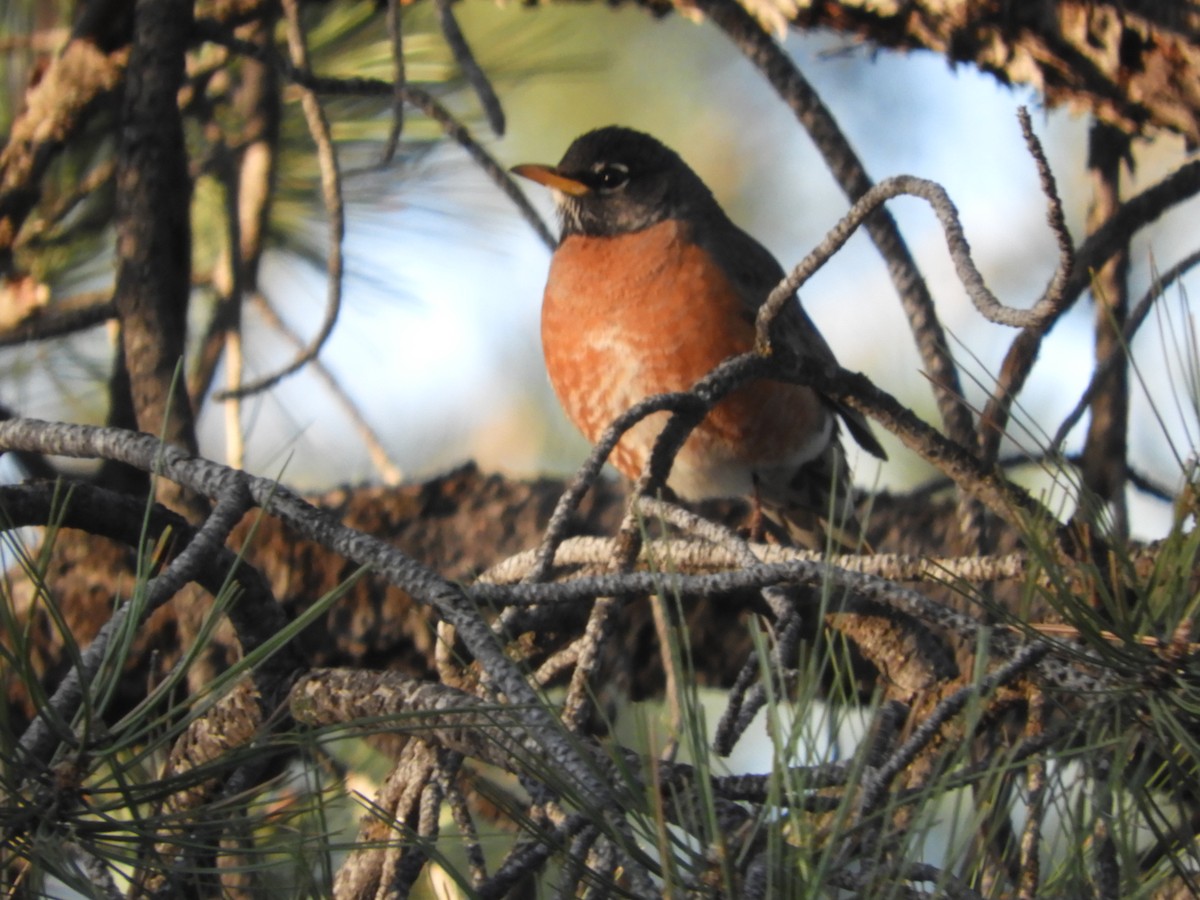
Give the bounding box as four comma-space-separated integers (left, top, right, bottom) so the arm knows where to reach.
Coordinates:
512, 126, 718, 238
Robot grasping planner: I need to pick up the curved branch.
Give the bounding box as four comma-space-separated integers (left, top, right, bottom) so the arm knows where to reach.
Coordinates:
433, 0, 505, 136
754, 175, 1070, 347
0, 416, 649, 882
693, 0, 975, 456
199, 24, 558, 249
981, 157, 1200, 453
402, 86, 554, 249
215, 0, 345, 401
0, 291, 113, 346
11, 478, 268, 770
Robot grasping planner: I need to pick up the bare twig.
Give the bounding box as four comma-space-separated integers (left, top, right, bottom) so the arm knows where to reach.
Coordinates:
14, 477, 257, 772
559, 592, 624, 732
691, 0, 988, 548
783, 356, 1052, 531
1052, 249, 1200, 453
334, 739, 438, 899
198, 24, 556, 246
974, 108, 1078, 468
755, 175, 1067, 346
438, 752, 487, 888
249, 291, 402, 483
481, 815, 594, 899
215, 0, 345, 401
481, 535, 1032, 587
856, 642, 1052, 841
193, 14, 280, 476
433, 0, 505, 136
985, 157, 1200, 455
0, 417, 655, 893
1017, 690, 1047, 900
1015, 107, 1075, 331
403, 85, 553, 247
381, 0, 406, 163
524, 390, 707, 584
208, 139, 248, 469
0, 290, 113, 346
635, 495, 758, 568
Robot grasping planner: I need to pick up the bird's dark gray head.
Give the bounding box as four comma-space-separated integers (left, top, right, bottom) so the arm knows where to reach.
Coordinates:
512, 126, 719, 238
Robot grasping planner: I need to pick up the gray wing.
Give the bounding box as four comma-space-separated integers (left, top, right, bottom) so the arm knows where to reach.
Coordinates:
697, 213, 887, 461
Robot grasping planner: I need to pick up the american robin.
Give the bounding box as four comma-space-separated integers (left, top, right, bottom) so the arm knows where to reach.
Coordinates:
513, 126, 886, 547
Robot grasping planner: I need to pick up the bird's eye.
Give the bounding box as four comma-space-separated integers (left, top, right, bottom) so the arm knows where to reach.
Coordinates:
592, 163, 629, 192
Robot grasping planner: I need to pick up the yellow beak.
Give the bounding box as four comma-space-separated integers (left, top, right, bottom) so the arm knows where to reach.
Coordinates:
511, 164, 590, 197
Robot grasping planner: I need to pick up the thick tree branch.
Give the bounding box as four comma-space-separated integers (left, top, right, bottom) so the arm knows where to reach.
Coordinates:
0, 36, 126, 275
112, 0, 202, 516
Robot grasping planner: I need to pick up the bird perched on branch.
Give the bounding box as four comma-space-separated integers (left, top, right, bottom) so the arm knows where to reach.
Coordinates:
513, 126, 885, 548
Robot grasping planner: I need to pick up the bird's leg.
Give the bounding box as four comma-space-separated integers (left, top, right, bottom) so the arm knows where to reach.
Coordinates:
748, 474, 769, 543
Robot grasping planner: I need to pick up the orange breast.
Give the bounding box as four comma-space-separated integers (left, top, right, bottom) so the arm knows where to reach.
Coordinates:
541, 219, 830, 500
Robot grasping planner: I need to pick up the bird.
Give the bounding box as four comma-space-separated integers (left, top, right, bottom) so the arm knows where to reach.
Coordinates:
512, 126, 886, 548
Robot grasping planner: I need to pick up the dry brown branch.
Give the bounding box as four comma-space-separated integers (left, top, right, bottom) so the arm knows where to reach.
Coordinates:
111, 0, 202, 517
1080, 123, 1134, 533
0, 37, 126, 270
0, 417, 659, 894
480, 535, 1033, 592
189, 9, 279, 470
249, 291, 402, 484
1052, 248, 1200, 453
1018, 689, 1047, 900
693, 0, 987, 550
787, 1, 1200, 145
214, 0, 345, 400
381, 0, 406, 163
983, 156, 1200, 456
0, 290, 112, 346
433, 0, 504, 136
333, 739, 439, 899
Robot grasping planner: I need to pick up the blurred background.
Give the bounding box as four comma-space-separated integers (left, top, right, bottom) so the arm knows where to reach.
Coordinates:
4, 1, 1197, 538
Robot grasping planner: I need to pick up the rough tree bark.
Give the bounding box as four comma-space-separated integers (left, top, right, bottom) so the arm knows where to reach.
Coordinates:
2, 2, 1198, 894
722, 0, 1200, 145
111, 0, 202, 519
0, 0, 1190, 725
5, 462, 1026, 727
1081, 121, 1132, 535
